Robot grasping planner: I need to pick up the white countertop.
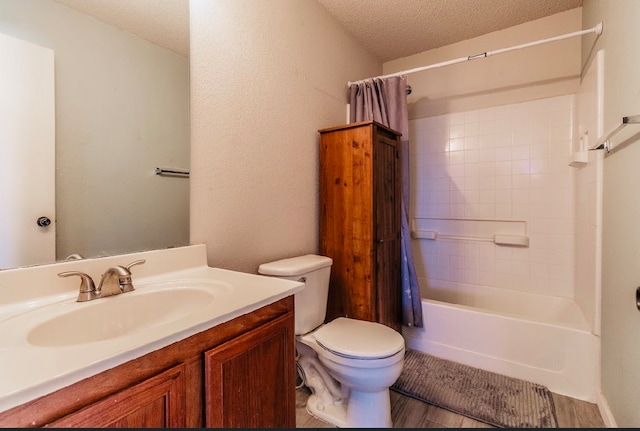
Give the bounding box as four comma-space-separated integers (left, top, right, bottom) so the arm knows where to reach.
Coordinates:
0, 245, 303, 412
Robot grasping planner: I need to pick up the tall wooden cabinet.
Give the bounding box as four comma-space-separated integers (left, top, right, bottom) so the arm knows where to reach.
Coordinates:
319, 120, 402, 332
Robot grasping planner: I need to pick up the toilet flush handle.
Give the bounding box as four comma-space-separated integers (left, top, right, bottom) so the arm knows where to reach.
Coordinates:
298, 277, 307, 283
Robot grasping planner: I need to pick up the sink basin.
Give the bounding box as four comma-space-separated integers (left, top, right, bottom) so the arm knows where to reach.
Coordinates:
27, 281, 230, 347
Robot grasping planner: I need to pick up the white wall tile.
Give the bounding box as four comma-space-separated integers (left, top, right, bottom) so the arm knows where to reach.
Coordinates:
410, 94, 576, 298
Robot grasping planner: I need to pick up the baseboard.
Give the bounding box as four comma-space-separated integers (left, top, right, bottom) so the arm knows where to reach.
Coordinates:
597, 390, 618, 428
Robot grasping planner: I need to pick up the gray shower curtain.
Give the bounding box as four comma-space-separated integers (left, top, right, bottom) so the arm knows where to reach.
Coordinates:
349, 76, 423, 328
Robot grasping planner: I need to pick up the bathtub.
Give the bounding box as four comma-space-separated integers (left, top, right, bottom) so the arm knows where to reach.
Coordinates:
402, 281, 599, 402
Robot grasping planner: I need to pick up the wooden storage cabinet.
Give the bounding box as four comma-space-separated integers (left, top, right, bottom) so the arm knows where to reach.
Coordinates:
319, 120, 402, 331
0, 297, 295, 428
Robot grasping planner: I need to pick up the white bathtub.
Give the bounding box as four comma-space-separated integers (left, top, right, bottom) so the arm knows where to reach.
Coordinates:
402, 281, 599, 402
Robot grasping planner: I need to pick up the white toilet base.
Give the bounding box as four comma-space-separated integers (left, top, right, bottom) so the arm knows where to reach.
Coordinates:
306, 388, 393, 428
346, 388, 393, 427
306, 393, 348, 428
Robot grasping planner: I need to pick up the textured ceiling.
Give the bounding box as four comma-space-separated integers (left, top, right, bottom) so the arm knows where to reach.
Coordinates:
317, 0, 582, 61
53, 0, 582, 62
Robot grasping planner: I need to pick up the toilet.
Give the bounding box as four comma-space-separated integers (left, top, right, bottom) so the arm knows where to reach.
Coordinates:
258, 254, 405, 428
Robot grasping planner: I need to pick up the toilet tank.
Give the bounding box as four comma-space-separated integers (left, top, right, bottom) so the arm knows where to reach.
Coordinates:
258, 254, 332, 335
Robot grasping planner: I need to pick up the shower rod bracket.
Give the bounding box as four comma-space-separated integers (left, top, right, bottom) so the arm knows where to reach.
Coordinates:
468, 52, 488, 61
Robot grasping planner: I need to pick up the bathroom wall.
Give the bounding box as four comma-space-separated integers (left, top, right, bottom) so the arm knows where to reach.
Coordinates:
583, 0, 640, 427
384, 9, 583, 119
0, 0, 190, 261
189, 0, 380, 272
409, 96, 576, 299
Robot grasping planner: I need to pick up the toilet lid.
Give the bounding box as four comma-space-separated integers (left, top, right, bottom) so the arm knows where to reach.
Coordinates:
314, 317, 404, 359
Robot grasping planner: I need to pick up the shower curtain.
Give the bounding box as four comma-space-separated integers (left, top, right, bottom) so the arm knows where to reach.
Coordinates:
349, 76, 423, 328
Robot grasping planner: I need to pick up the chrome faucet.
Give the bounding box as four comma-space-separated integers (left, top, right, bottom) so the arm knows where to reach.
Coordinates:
58, 259, 146, 302
98, 265, 133, 297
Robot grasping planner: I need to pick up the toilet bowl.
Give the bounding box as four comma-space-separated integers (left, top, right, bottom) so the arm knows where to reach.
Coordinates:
258, 255, 405, 428
297, 317, 404, 427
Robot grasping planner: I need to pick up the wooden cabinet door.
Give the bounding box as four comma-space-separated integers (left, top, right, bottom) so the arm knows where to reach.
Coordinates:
373, 131, 402, 331
48, 364, 186, 428
204, 313, 295, 428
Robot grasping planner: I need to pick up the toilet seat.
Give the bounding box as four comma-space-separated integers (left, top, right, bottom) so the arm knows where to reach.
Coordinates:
313, 317, 404, 360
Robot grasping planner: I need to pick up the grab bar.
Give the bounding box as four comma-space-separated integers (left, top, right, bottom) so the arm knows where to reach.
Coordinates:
155, 167, 190, 178
412, 229, 529, 247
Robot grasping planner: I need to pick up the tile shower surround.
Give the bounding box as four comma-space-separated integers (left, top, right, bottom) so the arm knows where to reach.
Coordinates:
409, 95, 575, 298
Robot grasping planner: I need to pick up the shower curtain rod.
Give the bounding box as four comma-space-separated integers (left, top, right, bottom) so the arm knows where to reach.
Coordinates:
348, 22, 603, 87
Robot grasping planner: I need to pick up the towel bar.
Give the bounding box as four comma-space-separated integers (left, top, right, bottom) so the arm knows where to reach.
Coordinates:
155, 167, 189, 177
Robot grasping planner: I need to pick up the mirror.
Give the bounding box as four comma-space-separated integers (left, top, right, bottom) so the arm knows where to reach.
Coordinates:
0, 0, 190, 270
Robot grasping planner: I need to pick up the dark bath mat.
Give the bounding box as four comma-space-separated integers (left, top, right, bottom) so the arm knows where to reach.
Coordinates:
391, 349, 558, 428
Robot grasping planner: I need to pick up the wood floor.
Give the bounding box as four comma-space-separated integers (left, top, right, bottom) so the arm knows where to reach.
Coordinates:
296, 386, 606, 428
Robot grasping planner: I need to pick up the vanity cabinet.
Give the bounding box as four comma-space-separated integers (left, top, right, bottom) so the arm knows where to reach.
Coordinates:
0, 297, 295, 428
319, 120, 402, 332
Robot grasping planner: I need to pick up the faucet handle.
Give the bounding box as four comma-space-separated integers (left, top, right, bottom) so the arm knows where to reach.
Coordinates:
125, 259, 146, 272
119, 259, 146, 293
58, 271, 98, 302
